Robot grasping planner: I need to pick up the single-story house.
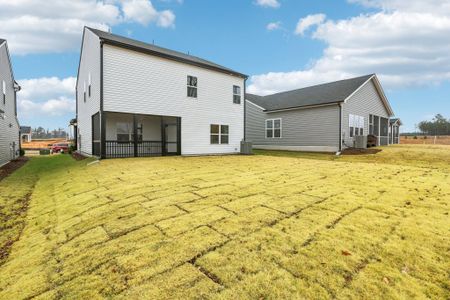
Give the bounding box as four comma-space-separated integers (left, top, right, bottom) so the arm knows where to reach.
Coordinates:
245, 74, 400, 153
0, 39, 20, 167
75, 27, 247, 158
20, 126, 32, 143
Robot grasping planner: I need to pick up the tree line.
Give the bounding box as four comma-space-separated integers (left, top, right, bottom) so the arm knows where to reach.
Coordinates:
418, 114, 450, 136
32, 127, 68, 139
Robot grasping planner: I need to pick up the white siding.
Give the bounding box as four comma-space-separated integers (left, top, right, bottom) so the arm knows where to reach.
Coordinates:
102, 44, 244, 155
342, 79, 390, 147
0, 42, 19, 166
76, 29, 101, 155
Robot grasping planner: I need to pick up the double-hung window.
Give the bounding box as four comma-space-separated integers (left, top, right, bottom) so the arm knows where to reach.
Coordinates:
369, 114, 374, 135
2, 80, 5, 105
117, 122, 132, 142
210, 124, 229, 144
266, 119, 281, 138
187, 75, 197, 98
0, 109, 4, 120
83, 81, 87, 103
349, 114, 364, 137
88, 73, 92, 97
233, 85, 241, 104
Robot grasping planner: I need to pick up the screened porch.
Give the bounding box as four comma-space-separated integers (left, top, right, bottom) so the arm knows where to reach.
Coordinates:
93, 112, 181, 158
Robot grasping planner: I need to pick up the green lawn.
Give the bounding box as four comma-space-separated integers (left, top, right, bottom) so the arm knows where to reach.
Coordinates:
0, 145, 449, 299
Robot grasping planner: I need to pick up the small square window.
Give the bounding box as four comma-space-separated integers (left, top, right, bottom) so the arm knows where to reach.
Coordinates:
210, 124, 229, 144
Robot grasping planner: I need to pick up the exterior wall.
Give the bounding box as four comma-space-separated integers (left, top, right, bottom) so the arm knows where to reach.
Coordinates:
102, 44, 245, 155
342, 79, 390, 148
76, 29, 101, 155
0, 42, 19, 166
245, 100, 340, 152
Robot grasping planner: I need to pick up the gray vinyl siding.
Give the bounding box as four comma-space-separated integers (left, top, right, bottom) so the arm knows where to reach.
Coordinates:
245, 100, 340, 149
0, 42, 19, 166
76, 29, 101, 155
342, 79, 390, 147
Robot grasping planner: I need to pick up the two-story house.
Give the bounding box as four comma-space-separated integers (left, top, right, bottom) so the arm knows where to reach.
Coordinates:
76, 27, 247, 158
0, 39, 20, 166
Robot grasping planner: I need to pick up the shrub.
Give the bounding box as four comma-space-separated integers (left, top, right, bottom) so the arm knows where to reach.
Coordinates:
413, 136, 418, 139
19, 149, 25, 156
68, 144, 76, 154
424, 136, 427, 139
39, 149, 50, 155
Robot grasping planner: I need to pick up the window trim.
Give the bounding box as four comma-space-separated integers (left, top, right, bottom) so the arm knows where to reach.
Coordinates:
187, 75, 198, 98
233, 85, 241, 104
88, 73, 92, 97
2, 80, 5, 105
265, 118, 282, 138
210, 124, 229, 144
0, 109, 4, 120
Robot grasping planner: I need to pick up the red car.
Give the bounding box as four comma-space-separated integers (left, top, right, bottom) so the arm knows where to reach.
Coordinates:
51, 143, 70, 154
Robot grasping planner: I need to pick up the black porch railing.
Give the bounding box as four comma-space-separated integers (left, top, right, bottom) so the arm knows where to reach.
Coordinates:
105, 141, 163, 158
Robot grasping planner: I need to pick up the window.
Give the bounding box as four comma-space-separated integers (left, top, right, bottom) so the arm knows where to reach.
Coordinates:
117, 122, 143, 142
233, 85, 241, 104
83, 81, 86, 103
187, 75, 197, 98
0, 109, 4, 119
266, 119, 282, 138
88, 73, 91, 97
210, 124, 229, 144
349, 114, 364, 138
369, 114, 374, 135
2, 80, 5, 105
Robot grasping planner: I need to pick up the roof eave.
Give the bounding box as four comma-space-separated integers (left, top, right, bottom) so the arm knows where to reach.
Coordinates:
97, 36, 248, 79
264, 101, 343, 113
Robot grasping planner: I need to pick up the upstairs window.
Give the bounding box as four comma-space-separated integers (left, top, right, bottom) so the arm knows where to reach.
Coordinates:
210, 124, 229, 144
187, 75, 197, 98
233, 85, 241, 104
0, 109, 4, 119
83, 81, 86, 103
2, 80, 5, 105
266, 119, 281, 138
88, 73, 92, 97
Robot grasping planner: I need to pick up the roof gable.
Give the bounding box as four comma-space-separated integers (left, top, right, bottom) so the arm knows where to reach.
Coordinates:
86, 27, 247, 79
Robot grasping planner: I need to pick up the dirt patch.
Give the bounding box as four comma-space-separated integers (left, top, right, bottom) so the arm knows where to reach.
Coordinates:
71, 152, 87, 161
342, 148, 382, 155
0, 157, 29, 182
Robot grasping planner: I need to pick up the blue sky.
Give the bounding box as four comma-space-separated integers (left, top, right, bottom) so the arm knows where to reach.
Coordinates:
2, 0, 449, 132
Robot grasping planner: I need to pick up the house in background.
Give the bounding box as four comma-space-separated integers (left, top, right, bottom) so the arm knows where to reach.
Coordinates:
76, 27, 247, 158
20, 126, 32, 143
389, 118, 402, 144
245, 74, 400, 153
0, 39, 20, 166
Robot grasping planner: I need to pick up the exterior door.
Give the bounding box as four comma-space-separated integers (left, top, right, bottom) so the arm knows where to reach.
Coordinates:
162, 117, 181, 156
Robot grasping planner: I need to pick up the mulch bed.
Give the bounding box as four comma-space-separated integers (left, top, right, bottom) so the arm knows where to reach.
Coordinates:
342, 148, 382, 155
0, 157, 29, 182
71, 152, 88, 161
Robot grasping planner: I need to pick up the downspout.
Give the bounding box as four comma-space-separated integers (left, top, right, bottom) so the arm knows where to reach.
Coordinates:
243, 77, 248, 142
100, 40, 106, 159
336, 103, 343, 155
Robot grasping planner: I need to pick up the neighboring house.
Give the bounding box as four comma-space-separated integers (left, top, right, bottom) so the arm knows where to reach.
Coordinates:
0, 39, 20, 166
76, 27, 247, 158
246, 74, 400, 153
389, 118, 402, 144
20, 126, 32, 143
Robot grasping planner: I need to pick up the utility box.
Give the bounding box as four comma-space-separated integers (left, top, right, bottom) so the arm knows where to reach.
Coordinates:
240, 141, 253, 155
354, 136, 368, 149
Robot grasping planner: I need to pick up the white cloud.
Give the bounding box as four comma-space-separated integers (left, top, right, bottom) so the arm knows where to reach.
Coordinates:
248, 1, 450, 95
294, 13, 326, 36
255, 0, 280, 8
17, 77, 76, 117
266, 21, 282, 31
122, 0, 175, 27
0, 0, 176, 54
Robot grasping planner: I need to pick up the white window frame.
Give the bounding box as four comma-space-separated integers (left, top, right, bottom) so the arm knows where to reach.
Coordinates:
349, 114, 364, 137
83, 81, 86, 103
187, 75, 198, 98
233, 85, 241, 104
0, 109, 4, 119
265, 118, 282, 138
210, 124, 229, 144
2, 80, 5, 105
88, 73, 91, 97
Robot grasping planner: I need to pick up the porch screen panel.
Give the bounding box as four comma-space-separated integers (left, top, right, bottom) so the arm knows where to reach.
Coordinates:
92, 113, 101, 156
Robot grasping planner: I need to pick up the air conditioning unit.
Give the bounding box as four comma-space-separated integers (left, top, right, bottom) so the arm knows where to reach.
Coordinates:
240, 141, 253, 155
354, 135, 368, 149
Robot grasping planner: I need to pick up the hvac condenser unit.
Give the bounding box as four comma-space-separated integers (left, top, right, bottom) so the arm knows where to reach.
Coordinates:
354, 136, 368, 149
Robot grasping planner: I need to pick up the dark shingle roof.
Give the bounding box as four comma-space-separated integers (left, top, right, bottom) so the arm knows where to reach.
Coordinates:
246, 74, 374, 111
87, 27, 247, 78
20, 126, 31, 134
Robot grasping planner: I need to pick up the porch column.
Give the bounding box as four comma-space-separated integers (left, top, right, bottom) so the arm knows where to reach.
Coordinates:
176, 117, 181, 155
133, 114, 138, 157
100, 112, 106, 159
161, 116, 166, 156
